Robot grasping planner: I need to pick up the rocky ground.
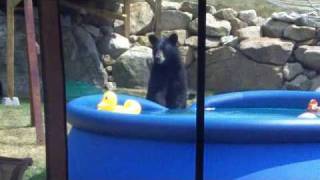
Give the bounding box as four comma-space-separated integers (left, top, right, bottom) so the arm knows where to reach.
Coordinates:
1, 1, 320, 97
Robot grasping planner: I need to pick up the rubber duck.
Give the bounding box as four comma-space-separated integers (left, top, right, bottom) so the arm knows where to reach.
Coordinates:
307, 99, 320, 113
97, 91, 142, 115
298, 99, 320, 119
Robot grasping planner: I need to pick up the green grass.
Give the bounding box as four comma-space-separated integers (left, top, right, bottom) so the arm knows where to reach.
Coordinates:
170, 0, 283, 17
0, 101, 46, 180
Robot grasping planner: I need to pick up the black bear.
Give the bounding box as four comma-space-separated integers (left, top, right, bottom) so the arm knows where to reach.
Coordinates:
146, 33, 187, 109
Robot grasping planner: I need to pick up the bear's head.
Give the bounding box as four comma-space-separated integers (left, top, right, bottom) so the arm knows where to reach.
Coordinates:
148, 33, 180, 65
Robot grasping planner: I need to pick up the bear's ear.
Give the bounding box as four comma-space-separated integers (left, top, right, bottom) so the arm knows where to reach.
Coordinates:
168, 33, 178, 46
148, 34, 159, 47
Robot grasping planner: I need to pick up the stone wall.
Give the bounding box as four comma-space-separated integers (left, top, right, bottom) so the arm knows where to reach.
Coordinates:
109, 2, 320, 93
1, 1, 320, 97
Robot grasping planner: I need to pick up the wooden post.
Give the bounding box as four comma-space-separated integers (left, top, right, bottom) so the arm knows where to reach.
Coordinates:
124, 0, 130, 37
6, 1, 15, 98
24, 0, 45, 145
39, 0, 68, 178
155, 0, 162, 37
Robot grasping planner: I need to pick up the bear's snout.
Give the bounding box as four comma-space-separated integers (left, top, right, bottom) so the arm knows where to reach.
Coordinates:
154, 50, 166, 64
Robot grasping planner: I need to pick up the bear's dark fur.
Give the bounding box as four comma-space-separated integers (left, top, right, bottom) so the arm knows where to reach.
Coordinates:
146, 33, 187, 109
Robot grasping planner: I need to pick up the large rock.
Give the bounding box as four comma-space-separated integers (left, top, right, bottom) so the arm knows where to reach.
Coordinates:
238, 37, 294, 65
221, 35, 239, 47
179, 46, 194, 67
162, 1, 181, 10
66, 26, 108, 88
252, 17, 266, 26
295, 45, 320, 71
113, 2, 154, 35
130, 2, 154, 34
189, 13, 231, 37
160, 10, 192, 31
229, 17, 248, 35
284, 75, 311, 90
283, 63, 304, 81
188, 46, 283, 92
304, 70, 318, 79
179, 1, 197, 17
262, 19, 291, 38
185, 36, 220, 49
97, 33, 130, 59
295, 14, 319, 27
179, 2, 216, 18
136, 35, 151, 47
113, 46, 153, 88
283, 25, 316, 41
271, 12, 301, 23
238, 10, 257, 25
214, 8, 238, 21
311, 76, 320, 91
236, 26, 261, 39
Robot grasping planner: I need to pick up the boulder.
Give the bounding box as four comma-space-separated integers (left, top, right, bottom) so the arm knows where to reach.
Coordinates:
160, 10, 192, 31
188, 46, 283, 92
229, 17, 248, 35
236, 26, 261, 39
283, 63, 304, 81
239, 37, 294, 65
295, 45, 320, 71
284, 75, 311, 90
162, 1, 181, 10
179, 1, 197, 17
185, 36, 220, 49
189, 13, 231, 37
97, 33, 130, 59
297, 39, 318, 46
68, 26, 108, 88
179, 46, 194, 67
185, 36, 197, 47
295, 14, 319, 27
238, 10, 257, 25
214, 8, 238, 21
271, 12, 301, 23
189, 13, 214, 34
136, 35, 151, 47
251, 17, 266, 26
180, 2, 216, 18
304, 70, 318, 79
221, 35, 239, 47
113, 46, 153, 88
262, 19, 291, 38
129, 2, 154, 34
283, 25, 316, 42
161, 29, 188, 45
206, 6, 217, 15
311, 76, 320, 91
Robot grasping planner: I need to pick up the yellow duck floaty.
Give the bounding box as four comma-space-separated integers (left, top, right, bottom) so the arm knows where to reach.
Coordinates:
97, 91, 142, 115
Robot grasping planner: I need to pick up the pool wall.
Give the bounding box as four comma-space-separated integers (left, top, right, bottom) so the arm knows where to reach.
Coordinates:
67, 90, 320, 180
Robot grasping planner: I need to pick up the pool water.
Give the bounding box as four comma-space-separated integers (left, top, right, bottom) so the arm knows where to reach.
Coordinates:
143, 108, 315, 120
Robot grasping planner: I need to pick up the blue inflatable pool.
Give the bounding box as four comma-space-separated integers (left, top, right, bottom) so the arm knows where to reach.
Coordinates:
67, 90, 320, 180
